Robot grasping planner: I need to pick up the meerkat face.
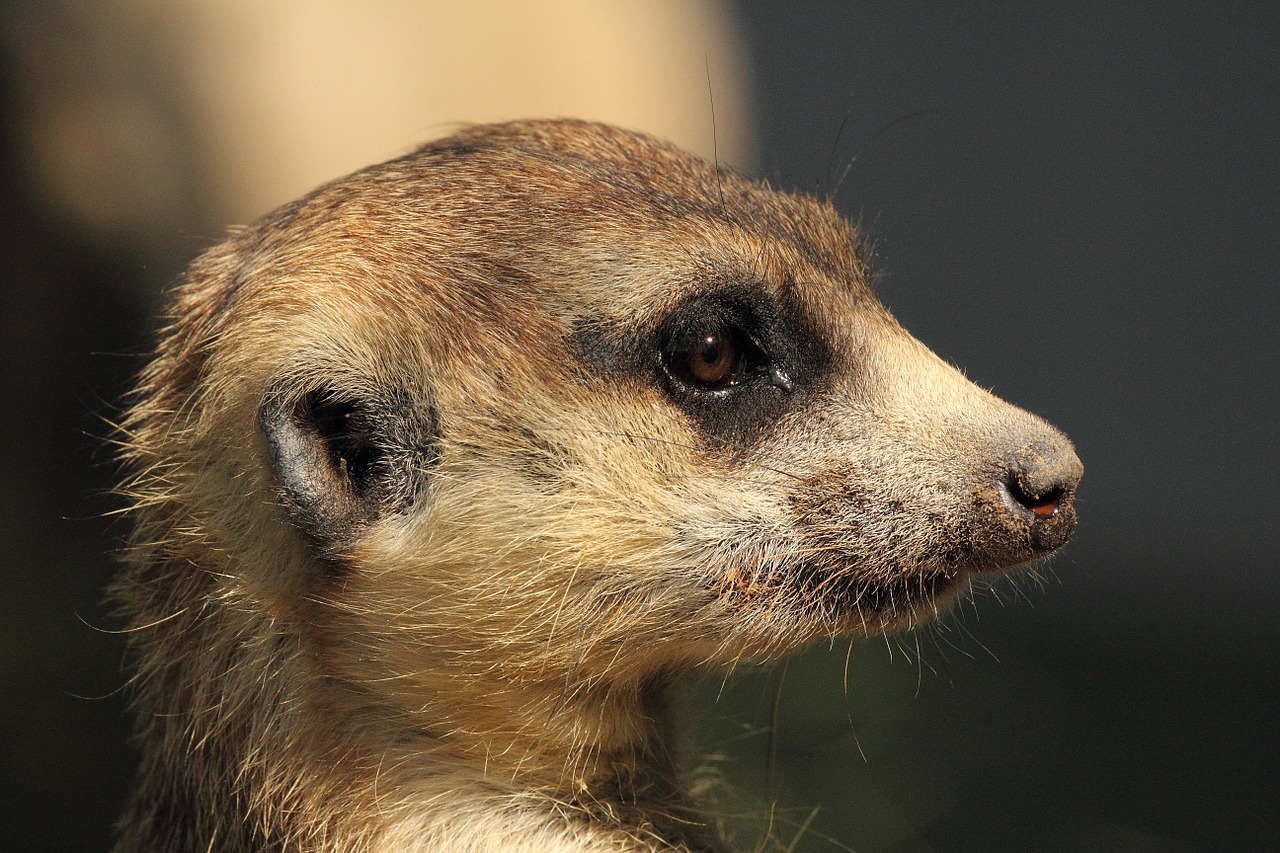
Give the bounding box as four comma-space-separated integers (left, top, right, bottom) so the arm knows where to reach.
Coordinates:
165, 121, 1079, 695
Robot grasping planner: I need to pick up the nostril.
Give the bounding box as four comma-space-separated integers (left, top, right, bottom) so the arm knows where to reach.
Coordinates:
997, 438, 1082, 527
987, 439, 1081, 555
1005, 476, 1064, 519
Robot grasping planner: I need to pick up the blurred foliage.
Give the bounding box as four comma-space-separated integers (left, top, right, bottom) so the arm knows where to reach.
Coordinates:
680, 579, 1278, 852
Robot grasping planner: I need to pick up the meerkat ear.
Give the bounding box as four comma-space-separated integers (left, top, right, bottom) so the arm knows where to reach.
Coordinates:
259, 384, 438, 550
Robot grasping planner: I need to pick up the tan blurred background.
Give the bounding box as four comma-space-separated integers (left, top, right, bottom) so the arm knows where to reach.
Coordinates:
2, 2, 1278, 851
6, 0, 754, 284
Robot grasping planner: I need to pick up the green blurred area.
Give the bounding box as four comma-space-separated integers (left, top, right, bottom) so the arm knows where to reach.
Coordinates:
681, 582, 1279, 851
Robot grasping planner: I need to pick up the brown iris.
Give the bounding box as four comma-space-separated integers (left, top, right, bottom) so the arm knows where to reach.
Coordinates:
677, 332, 740, 389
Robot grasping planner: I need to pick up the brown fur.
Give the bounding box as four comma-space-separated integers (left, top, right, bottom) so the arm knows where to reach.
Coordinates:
111, 119, 1081, 852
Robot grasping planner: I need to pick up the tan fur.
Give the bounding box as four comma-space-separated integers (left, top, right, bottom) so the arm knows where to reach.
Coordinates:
111, 120, 1081, 852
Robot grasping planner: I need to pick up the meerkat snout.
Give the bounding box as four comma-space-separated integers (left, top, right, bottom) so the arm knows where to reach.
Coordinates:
111, 119, 1081, 852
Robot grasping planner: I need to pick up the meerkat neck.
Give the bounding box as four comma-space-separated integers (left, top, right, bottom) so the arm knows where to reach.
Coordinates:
114, 554, 715, 852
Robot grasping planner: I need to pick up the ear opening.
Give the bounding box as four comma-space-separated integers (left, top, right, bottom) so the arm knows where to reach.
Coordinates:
300, 392, 386, 505
259, 383, 437, 551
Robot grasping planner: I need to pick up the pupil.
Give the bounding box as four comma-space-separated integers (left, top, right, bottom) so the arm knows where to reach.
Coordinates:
689, 333, 735, 386
662, 322, 753, 392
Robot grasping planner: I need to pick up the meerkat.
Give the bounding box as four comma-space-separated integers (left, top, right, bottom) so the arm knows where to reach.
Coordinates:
111, 119, 1081, 852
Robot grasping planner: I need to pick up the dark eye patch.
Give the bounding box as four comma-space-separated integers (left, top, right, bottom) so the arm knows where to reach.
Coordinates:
652, 290, 803, 443
572, 281, 834, 449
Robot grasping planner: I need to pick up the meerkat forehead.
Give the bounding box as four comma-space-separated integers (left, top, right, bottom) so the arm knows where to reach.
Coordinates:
187, 121, 890, 461
230, 119, 874, 333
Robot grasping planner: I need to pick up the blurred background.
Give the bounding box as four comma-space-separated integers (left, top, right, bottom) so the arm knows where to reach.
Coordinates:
1, 2, 1275, 850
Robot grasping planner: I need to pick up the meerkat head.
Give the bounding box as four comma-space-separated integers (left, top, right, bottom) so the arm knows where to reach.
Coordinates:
120, 119, 1080, 799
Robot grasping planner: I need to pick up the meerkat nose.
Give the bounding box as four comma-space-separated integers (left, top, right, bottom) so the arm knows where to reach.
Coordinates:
996, 437, 1083, 552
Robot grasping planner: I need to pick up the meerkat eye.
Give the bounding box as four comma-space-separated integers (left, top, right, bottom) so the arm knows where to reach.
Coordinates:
662, 320, 772, 395
672, 331, 741, 390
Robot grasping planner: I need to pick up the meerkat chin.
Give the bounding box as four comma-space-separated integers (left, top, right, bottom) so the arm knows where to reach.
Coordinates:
111, 119, 1081, 853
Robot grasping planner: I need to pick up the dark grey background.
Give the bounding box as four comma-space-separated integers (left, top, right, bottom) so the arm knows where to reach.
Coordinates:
710, 3, 1279, 851
739, 1, 1279, 605
1, 2, 1276, 850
